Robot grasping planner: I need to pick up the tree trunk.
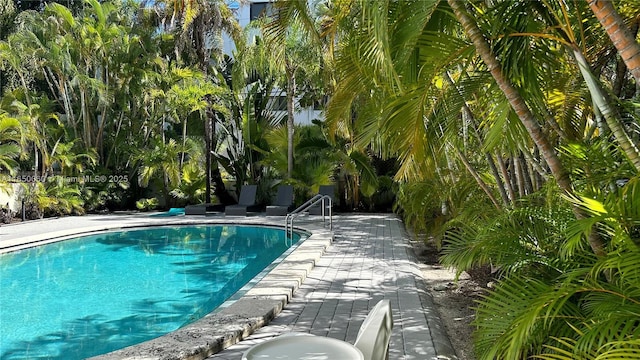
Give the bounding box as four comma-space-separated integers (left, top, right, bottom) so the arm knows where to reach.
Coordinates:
488, 153, 510, 207
588, 0, 640, 85
514, 154, 525, 197
519, 147, 549, 184
286, 63, 296, 179
445, 71, 510, 206
180, 118, 187, 168
448, 0, 607, 257
521, 148, 543, 192
105, 112, 124, 169
612, 56, 627, 98
95, 65, 109, 164
520, 153, 534, 195
533, 148, 544, 191
497, 154, 517, 204
209, 111, 235, 205
454, 147, 502, 210
192, 12, 232, 205
205, 113, 212, 204
573, 48, 640, 171
447, 0, 571, 193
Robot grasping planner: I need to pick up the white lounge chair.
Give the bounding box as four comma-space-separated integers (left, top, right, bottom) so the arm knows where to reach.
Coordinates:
242, 299, 393, 360
354, 299, 394, 360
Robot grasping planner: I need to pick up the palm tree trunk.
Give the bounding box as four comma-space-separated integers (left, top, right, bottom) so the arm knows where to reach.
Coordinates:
588, 0, 640, 85
105, 112, 124, 168
448, 72, 511, 206
208, 110, 235, 205
453, 147, 501, 210
54, 74, 78, 139
180, 118, 187, 168
572, 48, 640, 171
496, 154, 517, 204
520, 153, 534, 195
528, 159, 539, 192
80, 86, 93, 148
447, 0, 570, 192
543, 111, 569, 142
514, 155, 525, 197
95, 65, 109, 163
448, 0, 607, 257
286, 64, 296, 179
612, 56, 628, 98
488, 153, 511, 207
194, 12, 231, 205
205, 112, 212, 204
520, 148, 549, 181
96, 106, 107, 163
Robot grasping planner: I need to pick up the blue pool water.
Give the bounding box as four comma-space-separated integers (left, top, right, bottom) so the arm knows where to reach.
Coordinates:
0, 225, 302, 360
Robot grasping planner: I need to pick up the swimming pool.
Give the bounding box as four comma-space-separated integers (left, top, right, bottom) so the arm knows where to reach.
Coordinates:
0, 225, 303, 360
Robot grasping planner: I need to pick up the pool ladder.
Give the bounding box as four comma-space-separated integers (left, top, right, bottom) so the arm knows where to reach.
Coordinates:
285, 194, 333, 240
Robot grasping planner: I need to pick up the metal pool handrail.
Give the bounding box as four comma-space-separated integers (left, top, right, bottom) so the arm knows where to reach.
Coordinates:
285, 194, 333, 239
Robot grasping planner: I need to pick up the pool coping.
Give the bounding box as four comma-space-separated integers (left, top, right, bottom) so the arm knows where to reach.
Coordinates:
1, 214, 332, 360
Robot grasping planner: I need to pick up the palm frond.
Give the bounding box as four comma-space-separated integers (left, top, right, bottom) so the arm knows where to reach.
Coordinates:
473, 275, 577, 360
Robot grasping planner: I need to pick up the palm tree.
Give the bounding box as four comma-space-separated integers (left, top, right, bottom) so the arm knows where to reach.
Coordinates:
524, 0, 640, 172
0, 38, 34, 107
262, 13, 322, 179
20, 176, 84, 218
0, 92, 59, 179
445, 0, 612, 258
151, 0, 240, 204
237, 1, 639, 357
202, 22, 287, 199
136, 137, 185, 207
0, 113, 22, 175
447, 1, 571, 190
587, 0, 640, 85
47, 139, 97, 176
4, 0, 152, 164
154, 0, 240, 66
433, 2, 640, 358
261, 124, 333, 184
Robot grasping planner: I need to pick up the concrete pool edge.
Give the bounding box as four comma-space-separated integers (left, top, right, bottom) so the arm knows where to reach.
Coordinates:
0, 214, 331, 360
91, 225, 332, 360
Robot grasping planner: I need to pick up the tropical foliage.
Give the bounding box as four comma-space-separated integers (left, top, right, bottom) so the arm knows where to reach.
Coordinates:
2, 0, 640, 358
297, 0, 640, 358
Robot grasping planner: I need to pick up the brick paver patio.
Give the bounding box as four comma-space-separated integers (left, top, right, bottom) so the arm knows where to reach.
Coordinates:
209, 214, 455, 359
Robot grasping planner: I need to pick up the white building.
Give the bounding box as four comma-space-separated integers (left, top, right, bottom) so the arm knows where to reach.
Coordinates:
224, 0, 324, 126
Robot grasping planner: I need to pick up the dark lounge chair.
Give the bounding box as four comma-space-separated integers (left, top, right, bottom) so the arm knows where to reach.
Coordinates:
225, 184, 259, 216
308, 185, 335, 215
266, 185, 294, 216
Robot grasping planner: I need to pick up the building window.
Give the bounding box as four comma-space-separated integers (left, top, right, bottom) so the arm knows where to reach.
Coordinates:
250, 2, 274, 21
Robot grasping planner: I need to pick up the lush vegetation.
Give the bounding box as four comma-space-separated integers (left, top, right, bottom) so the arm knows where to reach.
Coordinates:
0, 0, 385, 215
1, 0, 640, 358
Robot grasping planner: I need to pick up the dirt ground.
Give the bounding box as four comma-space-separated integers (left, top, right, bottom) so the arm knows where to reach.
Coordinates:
411, 238, 487, 360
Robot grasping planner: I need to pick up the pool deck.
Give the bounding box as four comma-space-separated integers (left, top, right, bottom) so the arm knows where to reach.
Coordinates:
0, 213, 456, 360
